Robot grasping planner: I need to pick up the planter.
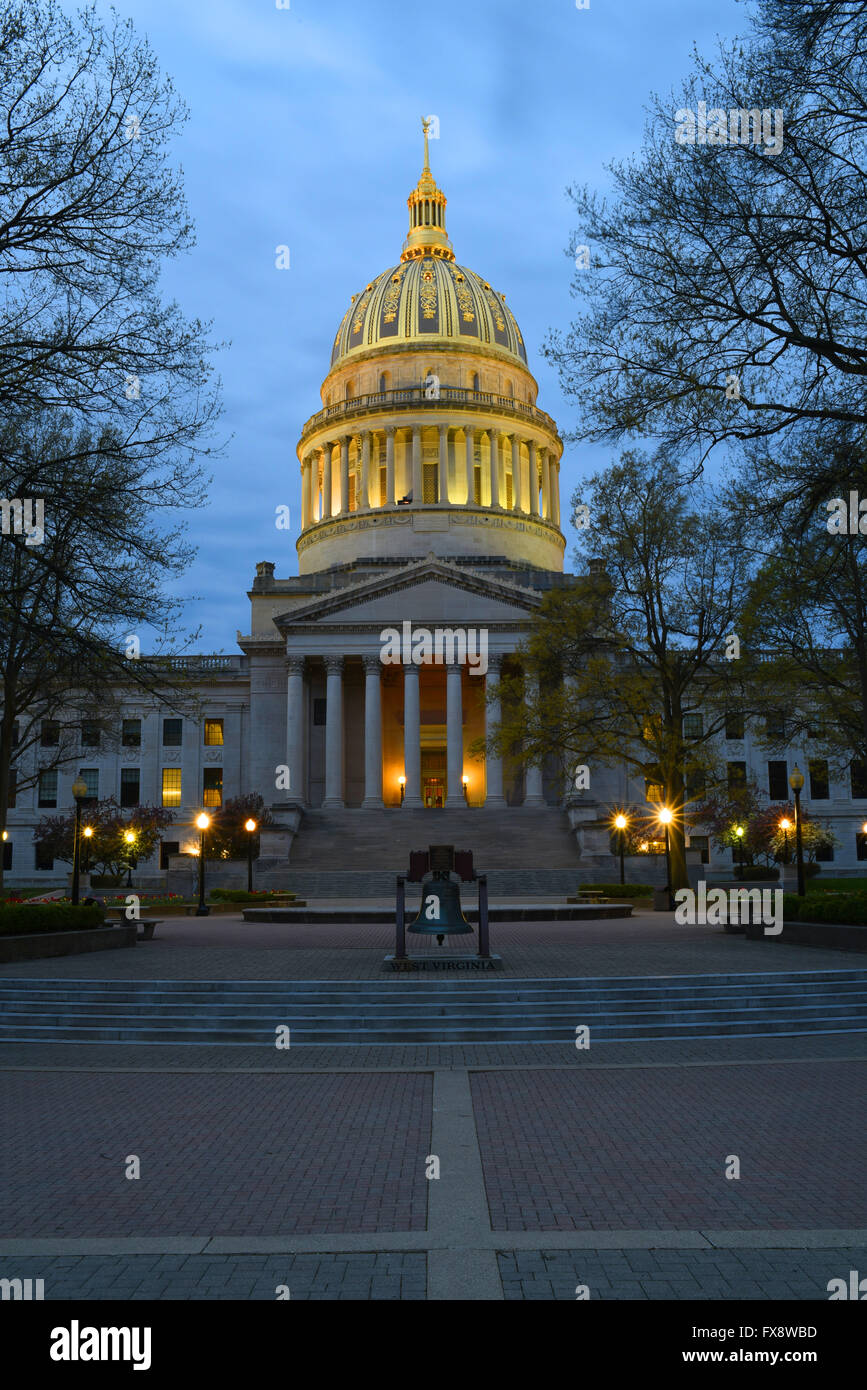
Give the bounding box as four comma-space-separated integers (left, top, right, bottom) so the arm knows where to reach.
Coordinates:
0, 922, 137, 962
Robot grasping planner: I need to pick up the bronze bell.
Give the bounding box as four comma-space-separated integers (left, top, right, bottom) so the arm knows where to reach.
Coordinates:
408, 870, 474, 946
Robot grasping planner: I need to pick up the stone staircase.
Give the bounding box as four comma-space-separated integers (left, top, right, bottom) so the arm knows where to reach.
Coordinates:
2, 969, 865, 1045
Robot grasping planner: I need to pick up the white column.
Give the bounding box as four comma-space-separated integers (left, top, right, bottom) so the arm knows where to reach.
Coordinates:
386, 427, 396, 506
300, 459, 309, 529
361, 656, 384, 808
411, 426, 422, 503
361, 431, 371, 510
438, 423, 448, 503
528, 441, 539, 517
540, 447, 551, 520
551, 454, 561, 526
309, 453, 318, 523
524, 671, 546, 806
465, 428, 475, 506
340, 437, 350, 515
322, 442, 332, 520
286, 656, 306, 805
485, 654, 506, 807
322, 656, 344, 808
511, 436, 522, 513
402, 663, 423, 808
445, 663, 464, 807
489, 430, 500, 508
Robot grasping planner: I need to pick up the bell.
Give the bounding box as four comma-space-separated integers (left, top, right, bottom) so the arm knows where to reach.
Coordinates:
408, 871, 474, 945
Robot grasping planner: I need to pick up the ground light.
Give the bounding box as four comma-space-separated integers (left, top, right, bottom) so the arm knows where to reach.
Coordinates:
612, 812, 629, 885
123, 829, 137, 888
657, 806, 674, 909
734, 823, 745, 881
196, 813, 211, 915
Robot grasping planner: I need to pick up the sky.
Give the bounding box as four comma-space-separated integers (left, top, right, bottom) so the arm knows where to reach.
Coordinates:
90, 0, 751, 652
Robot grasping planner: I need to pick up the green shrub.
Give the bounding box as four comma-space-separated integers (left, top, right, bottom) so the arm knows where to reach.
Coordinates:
578, 882, 653, 897
0, 903, 106, 935
796, 893, 867, 925
782, 894, 802, 921
732, 866, 780, 881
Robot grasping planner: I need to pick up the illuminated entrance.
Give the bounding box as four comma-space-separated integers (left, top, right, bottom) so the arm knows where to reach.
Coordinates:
421, 748, 447, 807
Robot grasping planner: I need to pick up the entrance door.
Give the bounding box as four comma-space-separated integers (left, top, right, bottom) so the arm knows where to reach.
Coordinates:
421, 748, 447, 807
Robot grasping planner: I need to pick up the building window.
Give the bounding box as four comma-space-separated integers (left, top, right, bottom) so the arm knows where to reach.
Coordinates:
851, 759, 867, 798
35, 844, 54, 871
78, 768, 99, 801
38, 770, 57, 808
81, 720, 100, 748
505, 473, 513, 510
727, 761, 747, 791
120, 768, 140, 808
203, 719, 224, 747
473, 463, 482, 505
472, 373, 480, 392
422, 461, 438, 503
162, 768, 182, 807
40, 720, 60, 747
2, 841, 11, 871
688, 835, 710, 864
683, 714, 704, 739
686, 768, 705, 799
203, 767, 223, 808
163, 718, 183, 746
122, 719, 141, 747
768, 760, 788, 801
7, 769, 16, 809
645, 780, 664, 803
380, 464, 387, 506
856, 833, 867, 861
160, 840, 180, 870
313, 698, 327, 727
725, 711, 744, 740
815, 842, 834, 862
766, 711, 786, 740
809, 758, 829, 800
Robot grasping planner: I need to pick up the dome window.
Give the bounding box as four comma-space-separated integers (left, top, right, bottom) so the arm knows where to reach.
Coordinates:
472, 373, 480, 392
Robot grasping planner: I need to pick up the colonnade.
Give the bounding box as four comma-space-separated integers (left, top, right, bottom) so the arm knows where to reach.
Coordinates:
299, 426, 561, 528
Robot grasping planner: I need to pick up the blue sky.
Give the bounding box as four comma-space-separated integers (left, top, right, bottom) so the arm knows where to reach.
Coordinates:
95, 0, 749, 651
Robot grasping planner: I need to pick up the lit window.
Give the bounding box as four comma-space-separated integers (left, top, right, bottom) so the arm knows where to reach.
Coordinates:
162, 768, 182, 807
204, 719, 224, 747
203, 767, 223, 808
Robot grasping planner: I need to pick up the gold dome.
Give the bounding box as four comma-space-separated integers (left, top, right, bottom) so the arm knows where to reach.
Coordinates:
330, 122, 528, 371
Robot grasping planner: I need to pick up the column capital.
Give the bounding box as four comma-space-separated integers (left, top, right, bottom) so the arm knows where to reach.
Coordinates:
438, 422, 449, 436
323, 655, 344, 675
487, 653, 504, 676
286, 656, 306, 676
362, 653, 382, 674
402, 660, 420, 675
385, 424, 396, 437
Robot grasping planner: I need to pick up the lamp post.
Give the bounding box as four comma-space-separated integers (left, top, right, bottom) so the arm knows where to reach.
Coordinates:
195, 813, 211, 915
244, 818, 257, 894
789, 765, 806, 897
734, 824, 745, 881
82, 825, 93, 877
398, 776, 405, 806
779, 817, 791, 865
658, 807, 674, 909
462, 775, 469, 804
614, 813, 628, 885
123, 829, 137, 889
70, 776, 88, 906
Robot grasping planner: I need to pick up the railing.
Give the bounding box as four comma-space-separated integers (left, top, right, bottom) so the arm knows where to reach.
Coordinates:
298, 386, 560, 444
150, 656, 244, 673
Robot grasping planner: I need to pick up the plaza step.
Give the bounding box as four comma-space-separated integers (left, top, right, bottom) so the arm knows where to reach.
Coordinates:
285, 806, 586, 872
1, 969, 866, 1045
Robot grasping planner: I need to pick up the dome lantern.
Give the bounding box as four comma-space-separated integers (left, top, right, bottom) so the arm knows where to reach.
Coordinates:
401, 117, 455, 263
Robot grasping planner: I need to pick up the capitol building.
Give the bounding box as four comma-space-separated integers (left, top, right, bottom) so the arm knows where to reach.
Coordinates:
4, 130, 867, 888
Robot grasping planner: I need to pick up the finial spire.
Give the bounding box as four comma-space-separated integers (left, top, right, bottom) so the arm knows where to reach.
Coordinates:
422, 115, 432, 172
401, 119, 455, 263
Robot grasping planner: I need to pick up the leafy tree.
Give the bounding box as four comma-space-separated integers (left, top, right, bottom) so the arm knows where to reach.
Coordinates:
205, 794, 273, 861
33, 799, 173, 874
485, 452, 754, 890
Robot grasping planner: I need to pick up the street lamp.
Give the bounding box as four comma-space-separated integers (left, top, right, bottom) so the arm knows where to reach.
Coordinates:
658, 806, 674, 909
734, 824, 745, 881
195, 812, 211, 915
462, 775, 469, 804
613, 813, 628, 885
123, 829, 137, 889
244, 817, 257, 893
779, 817, 791, 867
70, 775, 88, 906
398, 775, 406, 806
82, 825, 93, 875
789, 765, 806, 897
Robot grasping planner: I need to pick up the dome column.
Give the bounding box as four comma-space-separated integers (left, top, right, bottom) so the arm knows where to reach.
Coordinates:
541, 447, 551, 521
438, 424, 449, 503
361, 431, 371, 510
528, 442, 540, 517
445, 662, 464, 807
300, 459, 309, 530
411, 426, 423, 505
340, 436, 350, 516
489, 430, 500, 508
385, 427, 396, 506
402, 663, 423, 808
321, 443, 332, 520
322, 656, 345, 809
485, 654, 506, 808
511, 435, 523, 513
362, 655, 384, 808
309, 453, 319, 524
551, 455, 561, 526
464, 428, 475, 506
